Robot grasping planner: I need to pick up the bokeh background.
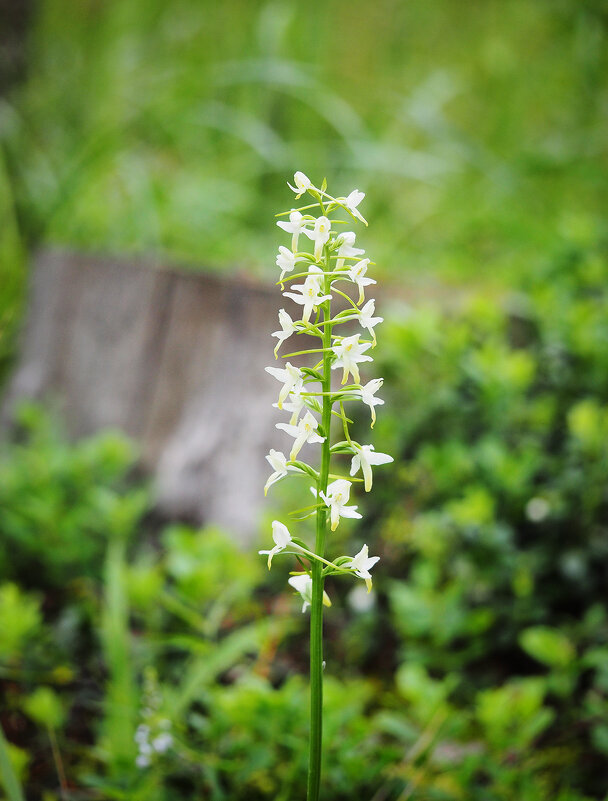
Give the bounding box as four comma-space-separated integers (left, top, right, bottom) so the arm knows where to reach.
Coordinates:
0, 1, 607, 799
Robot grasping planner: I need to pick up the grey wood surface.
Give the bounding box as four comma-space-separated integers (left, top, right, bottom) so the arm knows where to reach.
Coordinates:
2, 250, 292, 540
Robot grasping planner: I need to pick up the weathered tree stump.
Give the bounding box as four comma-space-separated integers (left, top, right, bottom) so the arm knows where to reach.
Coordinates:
2, 249, 299, 540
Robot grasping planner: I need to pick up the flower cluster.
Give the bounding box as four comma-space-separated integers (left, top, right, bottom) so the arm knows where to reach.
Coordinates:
134, 667, 174, 769
260, 173, 392, 610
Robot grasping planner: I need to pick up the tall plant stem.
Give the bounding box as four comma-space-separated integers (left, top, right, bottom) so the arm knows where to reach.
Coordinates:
307, 253, 333, 801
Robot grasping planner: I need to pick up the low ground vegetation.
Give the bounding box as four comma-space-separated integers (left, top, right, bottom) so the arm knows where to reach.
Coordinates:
1, 238, 606, 800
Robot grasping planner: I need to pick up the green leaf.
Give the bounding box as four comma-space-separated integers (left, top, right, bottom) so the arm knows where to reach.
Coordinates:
519, 627, 575, 668
330, 441, 356, 454
301, 367, 323, 381
289, 461, 319, 480
23, 687, 65, 730
0, 724, 25, 801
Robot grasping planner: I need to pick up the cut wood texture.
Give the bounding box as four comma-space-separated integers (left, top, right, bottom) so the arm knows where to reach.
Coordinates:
2, 249, 307, 541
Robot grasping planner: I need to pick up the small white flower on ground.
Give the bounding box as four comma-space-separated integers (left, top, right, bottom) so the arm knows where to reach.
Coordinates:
287, 171, 313, 198
357, 377, 385, 427
526, 497, 550, 522
272, 309, 298, 356
319, 479, 362, 531
283, 265, 332, 322
350, 443, 394, 492
335, 231, 365, 271
302, 215, 332, 261
346, 544, 380, 591
135, 724, 154, 768
277, 210, 309, 252
276, 410, 325, 461
347, 258, 375, 305
342, 189, 367, 225
152, 733, 173, 754
288, 574, 331, 613
135, 725, 150, 744
264, 449, 291, 495
265, 362, 304, 409
358, 299, 383, 345
331, 334, 373, 385
259, 520, 297, 568
276, 246, 301, 283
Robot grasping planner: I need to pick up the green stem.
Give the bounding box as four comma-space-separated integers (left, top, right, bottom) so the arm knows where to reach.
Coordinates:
340, 402, 352, 444
282, 347, 330, 358
332, 287, 360, 310
307, 247, 332, 801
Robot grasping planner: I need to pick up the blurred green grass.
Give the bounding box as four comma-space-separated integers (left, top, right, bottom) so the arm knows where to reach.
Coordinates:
1, 0, 606, 288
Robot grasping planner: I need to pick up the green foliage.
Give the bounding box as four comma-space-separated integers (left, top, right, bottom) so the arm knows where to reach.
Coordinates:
0, 403, 145, 587
519, 627, 575, 670
0, 149, 25, 383
1, 239, 607, 797
195, 675, 392, 801
0, 584, 42, 663
22, 687, 65, 731
163, 525, 260, 610
367, 237, 608, 796
0, 723, 26, 801
0, 345, 606, 799
476, 679, 554, 751
1, 0, 606, 289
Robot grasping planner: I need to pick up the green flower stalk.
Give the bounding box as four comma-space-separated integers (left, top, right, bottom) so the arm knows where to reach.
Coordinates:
260, 172, 392, 801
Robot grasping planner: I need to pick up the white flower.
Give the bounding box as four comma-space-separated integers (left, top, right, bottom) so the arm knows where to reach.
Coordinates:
346, 544, 380, 591
288, 574, 331, 613
272, 309, 298, 356
135, 724, 153, 768
349, 443, 393, 492
259, 520, 298, 568
283, 266, 332, 322
152, 733, 173, 754
287, 171, 313, 198
342, 189, 367, 225
264, 449, 291, 495
335, 231, 365, 271
318, 479, 362, 531
273, 391, 305, 425
358, 299, 383, 344
276, 245, 301, 283
276, 410, 325, 461
277, 210, 308, 252
135, 725, 150, 745
526, 497, 550, 522
357, 377, 385, 427
331, 334, 373, 385
265, 362, 304, 409
347, 258, 376, 305
302, 215, 332, 261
